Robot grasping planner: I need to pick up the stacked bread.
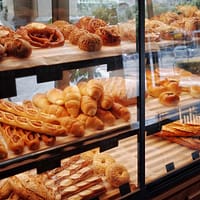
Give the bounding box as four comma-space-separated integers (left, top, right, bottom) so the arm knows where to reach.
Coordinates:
31, 78, 131, 136
156, 120, 200, 150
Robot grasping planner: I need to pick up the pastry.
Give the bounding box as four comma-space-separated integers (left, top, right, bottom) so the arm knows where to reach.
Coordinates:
110, 102, 131, 122
95, 26, 121, 46
59, 116, 85, 137
0, 179, 12, 199
93, 153, 115, 175
80, 96, 97, 116
68, 28, 88, 45
0, 140, 7, 159
76, 16, 93, 29
159, 91, 180, 106
46, 88, 65, 106
64, 85, 81, 117
0, 124, 24, 154
78, 32, 102, 52
148, 85, 167, 98
77, 113, 104, 130
86, 18, 107, 33
40, 134, 56, 146
98, 94, 114, 110
190, 85, 200, 98
105, 163, 130, 188
96, 108, 116, 126
32, 93, 51, 109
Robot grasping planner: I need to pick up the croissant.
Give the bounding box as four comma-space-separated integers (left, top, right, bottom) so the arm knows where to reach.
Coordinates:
81, 95, 97, 116
77, 113, 104, 130
46, 88, 65, 106
98, 94, 114, 110
59, 116, 85, 137
77, 81, 88, 96
42, 104, 69, 118
96, 108, 116, 126
87, 79, 104, 100
64, 85, 81, 117
32, 93, 51, 109
110, 102, 131, 122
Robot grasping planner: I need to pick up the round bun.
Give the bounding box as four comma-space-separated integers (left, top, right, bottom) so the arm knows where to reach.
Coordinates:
81, 148, 99, 164
105, 163, 130, 188
148, 85, 167, 98
163, 79, 181, 95
68, 28, 88, 45
76, 16, 93, 29
190, 85, 200, 98
86, 18, 107, 33
95, 26, 121, 46
159, 91, 180, 106
78, 33, 102, 52
93, 153, 115, 175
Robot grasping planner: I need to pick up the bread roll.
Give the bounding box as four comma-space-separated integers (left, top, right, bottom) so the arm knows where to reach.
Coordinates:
81, 96, 97, 116
148, 85, 167, 98
46, 88, 65, 106
64, 85, 81, 117
32, 93, 51, 109
110, 102, 131, 122
77, 114, 104, 130
159, 91, 180, 106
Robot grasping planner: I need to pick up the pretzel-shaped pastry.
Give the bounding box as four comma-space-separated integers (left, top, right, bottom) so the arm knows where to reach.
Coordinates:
16, 22, 65, 48
0, 110, 67, 136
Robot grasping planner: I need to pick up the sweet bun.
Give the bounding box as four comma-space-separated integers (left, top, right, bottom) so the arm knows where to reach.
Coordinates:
93, 153, 115, 175
190, 85, 200, 98
105, 163, 130, 188
78, 32, 102, 52
159, 91, 180, 106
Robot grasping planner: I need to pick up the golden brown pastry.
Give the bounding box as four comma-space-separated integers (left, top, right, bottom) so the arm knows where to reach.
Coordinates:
0, 99, 58, 124
77, 81, 88, 96
59, 116, 85, 137
159, 91, 180, 106
0, 110, 67, 136
9, 174, 55, 200
76, 16, 93, 29
58, 24, 77, 40
7, 192, 21, 200
78, 32, 102, 52
40, 134, 56, 146
52, 20, 69, 28
32, 93, 51, 109
16, 22, 65, 48
4, 38, 32, 58
105, 163, 130, 188
86, 18, 107, 33
68, 28, 88, 45
46, 88, 65, 106
77, 113, 104, 130
148, 85, 168, 98
80, 96, 97, 116
110, 102, 131, 122
0, 179, 12, 199
190, 85, 200, 98
64, 85, 81, 117
95, 26, 121, 46
98, 94, 114, 110
96, 108, 116, 126
0, 140, 7, 159
87, 79, 104, 101
42, 104, 69, 118
0, 124, 24, 154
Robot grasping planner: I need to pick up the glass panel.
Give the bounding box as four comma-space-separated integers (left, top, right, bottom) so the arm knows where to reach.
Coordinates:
145, 0, 200, 184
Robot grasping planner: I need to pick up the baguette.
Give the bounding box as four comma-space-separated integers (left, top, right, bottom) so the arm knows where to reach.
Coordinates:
110, 102, 131, 122
64, 85, 81, 117
0, 99, 58, 124
0, 124, 24, 154
81, 96, 97, 116
0, 110, 67, 136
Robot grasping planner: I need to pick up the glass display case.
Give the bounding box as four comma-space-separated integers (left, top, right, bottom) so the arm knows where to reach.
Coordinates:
0, 0, 199, 199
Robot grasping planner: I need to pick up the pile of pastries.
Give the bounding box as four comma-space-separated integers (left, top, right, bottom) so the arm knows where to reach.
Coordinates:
0, 152, 134, 200
118, 5, 200, 42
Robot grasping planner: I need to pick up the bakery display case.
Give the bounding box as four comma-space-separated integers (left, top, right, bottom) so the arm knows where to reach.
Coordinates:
0, 0, 199, 199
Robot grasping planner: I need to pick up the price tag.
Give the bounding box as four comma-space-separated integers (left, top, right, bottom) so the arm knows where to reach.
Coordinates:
119, 182, 131, 196
100, 137, 118, 152
192, 151, 200, 160
165, 162, 175, 173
